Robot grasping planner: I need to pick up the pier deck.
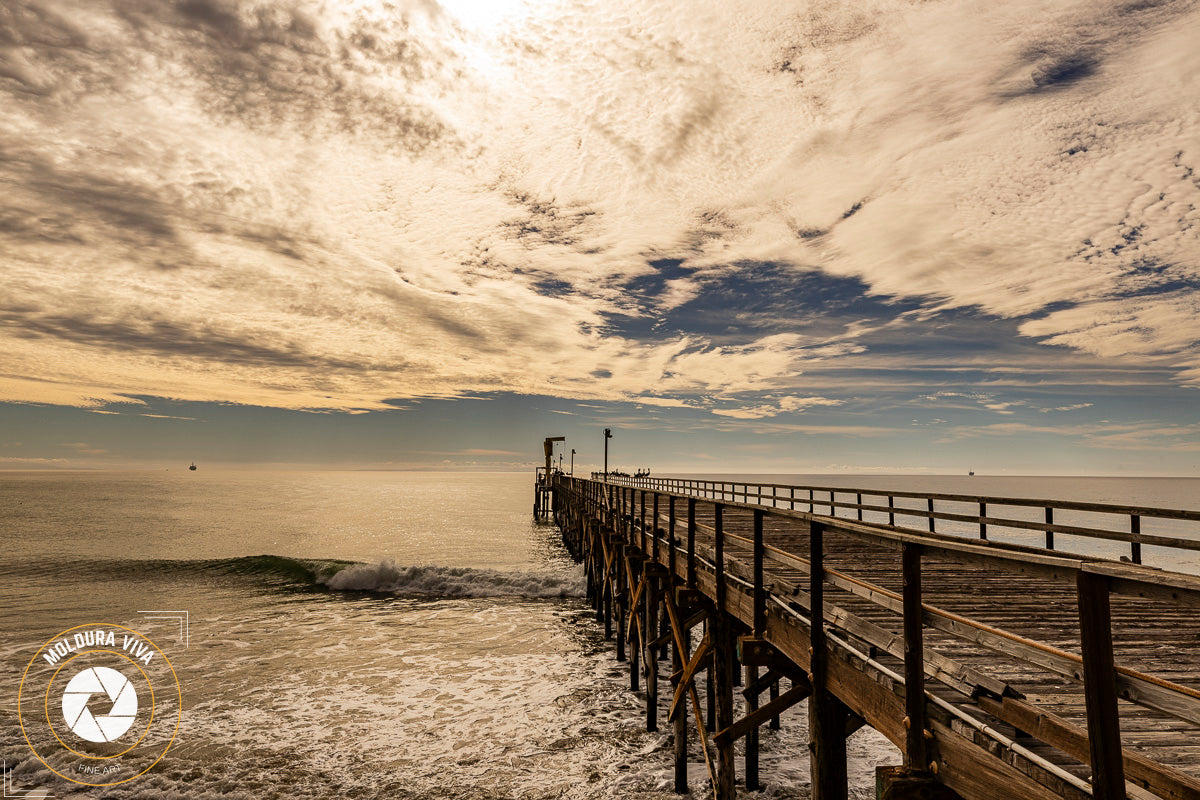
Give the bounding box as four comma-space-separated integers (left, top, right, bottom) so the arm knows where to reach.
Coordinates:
549, 474, 1200, 800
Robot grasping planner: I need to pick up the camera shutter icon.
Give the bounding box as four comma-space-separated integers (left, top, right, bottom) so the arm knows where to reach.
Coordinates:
61, 667, 138, 743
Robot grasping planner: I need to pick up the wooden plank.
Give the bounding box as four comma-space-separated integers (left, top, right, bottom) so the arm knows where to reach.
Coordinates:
809, 560, 1200, 727
742, 667, 784, 699
931, 717, 1091, 800
668, 634, 712, 721
714, 680, 812, 748
1085, 562, 1200, 609
975, 694, 1200, 800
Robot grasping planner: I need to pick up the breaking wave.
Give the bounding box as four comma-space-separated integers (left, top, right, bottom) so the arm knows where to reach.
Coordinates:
317, 560, 585, 598
20, 555, 585, 599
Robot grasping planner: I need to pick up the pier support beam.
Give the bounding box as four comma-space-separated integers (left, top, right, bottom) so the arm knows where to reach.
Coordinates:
615, 543, 627, 662
645, 572, 659, 732
673, 612, 690, 794
629, 558, 641, 692
713, 504, 737, 800
602, 536, 613, 640
876, 766, 964, 800
809, 692, 851, 800
744, 662, 760, 792
713, 614, 736, 800
809, 521, 849, 800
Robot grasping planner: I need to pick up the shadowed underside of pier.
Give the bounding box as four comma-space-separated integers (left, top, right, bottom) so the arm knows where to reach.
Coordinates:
548, 474, 1200, 800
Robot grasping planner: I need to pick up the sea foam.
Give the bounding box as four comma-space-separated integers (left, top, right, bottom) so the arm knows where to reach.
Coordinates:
319, 560, 586, 598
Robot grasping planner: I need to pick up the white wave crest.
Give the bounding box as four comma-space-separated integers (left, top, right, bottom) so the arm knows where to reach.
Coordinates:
319, 560, 585, 598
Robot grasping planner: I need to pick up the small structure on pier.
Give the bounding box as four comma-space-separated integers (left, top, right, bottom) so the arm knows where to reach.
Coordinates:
533, 436, 565, 518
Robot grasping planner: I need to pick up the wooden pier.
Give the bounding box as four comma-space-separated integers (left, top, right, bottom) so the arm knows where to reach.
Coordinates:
544, 472, 1200, 800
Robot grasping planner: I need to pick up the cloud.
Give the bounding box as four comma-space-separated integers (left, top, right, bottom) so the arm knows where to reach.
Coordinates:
935, 420, 1200, 452
0, 456, 71, 467
60, 441, 108, 455
711, 395, 844, 419
0, 0, 1197, 423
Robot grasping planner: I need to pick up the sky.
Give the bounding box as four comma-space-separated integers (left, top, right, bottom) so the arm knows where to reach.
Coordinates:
1, 0, 1198, 475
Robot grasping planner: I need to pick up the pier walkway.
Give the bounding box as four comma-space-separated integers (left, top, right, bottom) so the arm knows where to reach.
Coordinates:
546, 473, 1200, 800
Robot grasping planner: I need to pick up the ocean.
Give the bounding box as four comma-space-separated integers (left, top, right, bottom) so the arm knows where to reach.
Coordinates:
2, 471, 1197, 799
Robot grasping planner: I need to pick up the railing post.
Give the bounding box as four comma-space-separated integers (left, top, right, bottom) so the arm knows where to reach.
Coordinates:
1077, 569, 1126, 799
902, 543, 928, 771
888, 495, 895, 527
979, 501, 988, 540
856, 492, 862, 522
715, 504, 725, 612
687, 498, 697, 588
1131, 514, 1142, 564
668, 496, 677, 579
652, 493, 660, 564
617, 486, 624, 540
753, 509, 765, 635
640, 490, 647, 551
927, 498, 935, 532
1046, 507, 1055, 550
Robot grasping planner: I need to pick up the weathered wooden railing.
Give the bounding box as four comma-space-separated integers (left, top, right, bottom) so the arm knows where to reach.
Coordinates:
595, 474, 1200, 567
559, 474, 1200, 800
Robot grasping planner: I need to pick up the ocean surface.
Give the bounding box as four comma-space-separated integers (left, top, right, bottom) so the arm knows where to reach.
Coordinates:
2, 471, 1197, 799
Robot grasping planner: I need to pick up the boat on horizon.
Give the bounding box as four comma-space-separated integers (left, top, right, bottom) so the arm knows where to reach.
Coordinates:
189, 462, 197, 471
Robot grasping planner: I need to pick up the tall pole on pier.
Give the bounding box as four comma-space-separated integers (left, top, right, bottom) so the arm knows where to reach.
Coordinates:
603, 428, 613, 477
570, 449, 576, 475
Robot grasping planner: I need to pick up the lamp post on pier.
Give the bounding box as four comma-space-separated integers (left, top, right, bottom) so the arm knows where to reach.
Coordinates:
603, 428, 613, 478
570, 449, 576, 475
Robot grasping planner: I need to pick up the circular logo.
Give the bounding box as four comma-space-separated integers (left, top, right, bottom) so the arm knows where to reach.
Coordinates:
61, 666, 139, 743
18, 624, 181, 787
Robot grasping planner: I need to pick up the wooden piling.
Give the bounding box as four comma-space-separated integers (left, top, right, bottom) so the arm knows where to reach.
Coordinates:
809, 521, 848, 800
673, 616, 690, 794
646, 571, 659, 732
615, 542, 627, 662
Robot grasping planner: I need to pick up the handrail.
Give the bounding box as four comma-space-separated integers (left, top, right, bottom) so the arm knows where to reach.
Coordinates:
592, 474, 1200, 563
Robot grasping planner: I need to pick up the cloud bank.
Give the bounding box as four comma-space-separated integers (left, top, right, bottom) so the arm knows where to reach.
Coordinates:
1, 0, 1197, 418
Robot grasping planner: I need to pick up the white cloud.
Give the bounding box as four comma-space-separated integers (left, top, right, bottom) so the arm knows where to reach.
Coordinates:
712, 395, 844, 419
1, 0, 1197, 414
